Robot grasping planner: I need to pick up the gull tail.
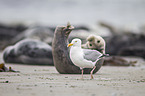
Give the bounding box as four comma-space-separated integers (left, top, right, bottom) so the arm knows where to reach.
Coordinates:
99, 54, 109, 59
93, 54, 109, 66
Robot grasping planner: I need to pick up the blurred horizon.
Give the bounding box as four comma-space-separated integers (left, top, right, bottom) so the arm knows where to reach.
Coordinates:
0, 0, 145, 26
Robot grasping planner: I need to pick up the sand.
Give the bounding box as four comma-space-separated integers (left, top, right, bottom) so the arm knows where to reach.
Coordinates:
0, 55, 145, 96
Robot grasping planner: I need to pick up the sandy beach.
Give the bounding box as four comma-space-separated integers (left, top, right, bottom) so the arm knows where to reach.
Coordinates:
0, 53, 145, 96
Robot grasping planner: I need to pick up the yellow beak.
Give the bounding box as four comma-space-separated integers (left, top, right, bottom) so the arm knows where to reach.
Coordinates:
67, 43, 73, 47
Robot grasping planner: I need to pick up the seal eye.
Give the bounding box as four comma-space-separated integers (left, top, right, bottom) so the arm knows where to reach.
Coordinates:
97, 40, 100, 43
89, 44, 92, 46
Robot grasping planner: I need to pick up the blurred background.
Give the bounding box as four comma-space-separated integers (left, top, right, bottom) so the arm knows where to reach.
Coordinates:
0, 0, 145, 65
0, 0, 145, 26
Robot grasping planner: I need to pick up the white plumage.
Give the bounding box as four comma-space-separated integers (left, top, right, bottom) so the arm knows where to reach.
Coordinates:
68, 38, 104, 79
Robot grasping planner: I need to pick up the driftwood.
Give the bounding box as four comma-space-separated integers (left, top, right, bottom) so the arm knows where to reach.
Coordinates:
52, 23, 104, 74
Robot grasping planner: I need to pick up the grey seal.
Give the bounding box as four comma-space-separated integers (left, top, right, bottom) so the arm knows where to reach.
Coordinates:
3, 39, 53, 65
52, 23, 104, 74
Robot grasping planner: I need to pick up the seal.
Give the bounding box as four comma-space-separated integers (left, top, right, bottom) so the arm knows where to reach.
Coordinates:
12, 26, 54, 45
52, 23, 104, 74
82, 34, 106, 54
3, 39, 53, 65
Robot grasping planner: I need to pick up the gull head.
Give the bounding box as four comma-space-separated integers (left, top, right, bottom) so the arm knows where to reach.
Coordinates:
67, 38, 81, 47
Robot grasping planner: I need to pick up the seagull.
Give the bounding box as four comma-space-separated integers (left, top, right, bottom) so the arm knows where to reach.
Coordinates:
68, 38, 108, 79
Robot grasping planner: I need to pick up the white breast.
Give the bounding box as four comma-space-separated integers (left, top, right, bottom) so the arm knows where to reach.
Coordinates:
70, 46, 94, 68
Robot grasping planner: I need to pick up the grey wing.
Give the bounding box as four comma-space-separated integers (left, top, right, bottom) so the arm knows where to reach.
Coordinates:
83, 49, 102, 62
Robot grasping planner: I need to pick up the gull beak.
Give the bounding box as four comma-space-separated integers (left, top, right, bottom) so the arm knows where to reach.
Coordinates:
67, 43, 73, 47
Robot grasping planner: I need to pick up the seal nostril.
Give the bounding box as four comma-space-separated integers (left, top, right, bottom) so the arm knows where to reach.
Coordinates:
97, 40, 100, 43
89, 44, 92, 46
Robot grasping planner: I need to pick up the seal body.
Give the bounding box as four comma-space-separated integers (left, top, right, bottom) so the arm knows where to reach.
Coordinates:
3, 39, 53, 65
52, 25, 104, 74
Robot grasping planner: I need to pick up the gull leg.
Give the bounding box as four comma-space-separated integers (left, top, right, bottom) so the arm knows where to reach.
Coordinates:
80, 68, 84, 79
90, 66, 96, 79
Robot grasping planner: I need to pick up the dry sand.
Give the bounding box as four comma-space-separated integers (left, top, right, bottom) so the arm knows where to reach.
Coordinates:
0, 54, 145, 96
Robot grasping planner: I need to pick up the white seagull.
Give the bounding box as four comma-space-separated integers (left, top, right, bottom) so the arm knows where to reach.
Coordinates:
68, 38, 107, 79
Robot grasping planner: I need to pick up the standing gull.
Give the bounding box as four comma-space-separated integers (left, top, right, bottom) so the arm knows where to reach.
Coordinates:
68, 38, 107, 79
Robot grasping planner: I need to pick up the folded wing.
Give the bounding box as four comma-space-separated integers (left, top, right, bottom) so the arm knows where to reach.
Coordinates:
83, 49, 103, 62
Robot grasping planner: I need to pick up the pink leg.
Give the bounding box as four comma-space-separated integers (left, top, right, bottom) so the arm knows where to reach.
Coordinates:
90, 66, 96, 79
80, 68, 84, 79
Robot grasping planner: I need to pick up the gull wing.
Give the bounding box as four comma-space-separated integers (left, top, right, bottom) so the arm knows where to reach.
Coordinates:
83, 49, 102, 62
